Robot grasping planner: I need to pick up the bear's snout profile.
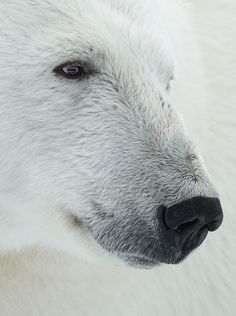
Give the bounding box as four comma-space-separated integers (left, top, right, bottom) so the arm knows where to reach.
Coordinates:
0, 0, 225, 269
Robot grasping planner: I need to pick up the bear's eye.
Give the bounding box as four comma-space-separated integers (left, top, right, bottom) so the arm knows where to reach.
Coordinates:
53, 62, 90, 80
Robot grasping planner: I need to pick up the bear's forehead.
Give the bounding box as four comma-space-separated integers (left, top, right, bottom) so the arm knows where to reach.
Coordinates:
1, 0, 172, 57
1, 0, 175, 89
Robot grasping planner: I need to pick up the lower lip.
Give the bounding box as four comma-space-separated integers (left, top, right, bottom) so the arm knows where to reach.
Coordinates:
119, 254, 159, 268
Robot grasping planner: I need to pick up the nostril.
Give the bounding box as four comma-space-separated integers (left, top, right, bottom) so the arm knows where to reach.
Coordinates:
163, 204, 201, 231
176, 218, 199, 232
160, 196, 223, 254
163, 196, 223, 233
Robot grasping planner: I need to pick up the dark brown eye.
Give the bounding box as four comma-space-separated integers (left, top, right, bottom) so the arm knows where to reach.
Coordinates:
53, 62, 89, 79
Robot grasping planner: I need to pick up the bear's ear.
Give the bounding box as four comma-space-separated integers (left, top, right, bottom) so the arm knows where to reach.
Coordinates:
156, 53, 175, 94
160, 72, 175, 94
166, 76, 174, 93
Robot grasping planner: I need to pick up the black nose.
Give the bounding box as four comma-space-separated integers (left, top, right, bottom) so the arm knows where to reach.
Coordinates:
163, 196, 223, 251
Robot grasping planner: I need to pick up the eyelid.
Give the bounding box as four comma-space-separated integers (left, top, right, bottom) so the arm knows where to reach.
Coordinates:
62, 60, 87, 68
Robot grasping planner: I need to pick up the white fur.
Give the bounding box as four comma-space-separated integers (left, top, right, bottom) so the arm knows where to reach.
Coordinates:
0, 0, 235, 315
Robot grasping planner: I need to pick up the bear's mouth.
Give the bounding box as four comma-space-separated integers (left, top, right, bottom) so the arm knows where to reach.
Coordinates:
81, 212, 193, 267
115, 250, 187, 267
79, 197, 223, 268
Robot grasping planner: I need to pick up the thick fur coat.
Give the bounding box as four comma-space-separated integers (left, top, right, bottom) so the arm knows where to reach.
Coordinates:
0, 0, 235, 315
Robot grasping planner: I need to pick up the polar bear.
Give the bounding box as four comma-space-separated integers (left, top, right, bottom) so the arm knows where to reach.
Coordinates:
0, 0, 223, 270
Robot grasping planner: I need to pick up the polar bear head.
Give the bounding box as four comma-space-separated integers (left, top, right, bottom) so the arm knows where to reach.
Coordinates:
0, 0, 223, 267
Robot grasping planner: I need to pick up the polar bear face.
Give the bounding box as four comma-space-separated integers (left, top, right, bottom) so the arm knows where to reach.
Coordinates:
0, 0, 223, 267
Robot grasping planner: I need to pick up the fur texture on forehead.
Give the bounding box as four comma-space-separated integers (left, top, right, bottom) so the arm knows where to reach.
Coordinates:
0, 0, 176, 85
